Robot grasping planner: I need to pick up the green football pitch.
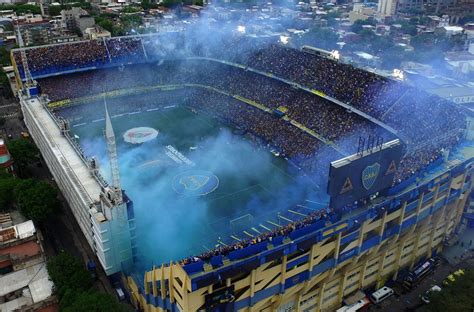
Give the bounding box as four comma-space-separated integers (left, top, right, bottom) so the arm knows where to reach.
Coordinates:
70, 102, 322, 266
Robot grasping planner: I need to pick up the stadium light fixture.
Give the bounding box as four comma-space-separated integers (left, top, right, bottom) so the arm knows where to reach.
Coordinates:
393, 69, 405, 81
280, 35, 289, 45
237, 25, 246, 33
331, 50, 340, 60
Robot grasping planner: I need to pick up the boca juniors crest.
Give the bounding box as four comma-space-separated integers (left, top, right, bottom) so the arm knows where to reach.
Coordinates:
172, 171, 219, 196
362, 163, 380, 190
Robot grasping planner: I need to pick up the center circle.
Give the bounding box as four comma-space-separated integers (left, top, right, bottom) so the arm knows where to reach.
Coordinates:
123, 127, 159, 144
172, 171, 219, 196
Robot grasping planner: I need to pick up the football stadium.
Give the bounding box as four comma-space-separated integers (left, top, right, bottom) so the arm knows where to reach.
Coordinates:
11, 30, 474, 311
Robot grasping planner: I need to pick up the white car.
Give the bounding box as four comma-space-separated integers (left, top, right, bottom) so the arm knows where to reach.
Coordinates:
421, 285, 441, 304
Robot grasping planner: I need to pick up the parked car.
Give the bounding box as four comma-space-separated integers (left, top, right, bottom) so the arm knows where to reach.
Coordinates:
443, 269, 465, 286
370, 286, 394, 304
421, 285, 441, 304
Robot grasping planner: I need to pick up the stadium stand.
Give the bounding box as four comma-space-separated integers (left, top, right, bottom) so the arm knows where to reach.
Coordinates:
12, 36, 468, 269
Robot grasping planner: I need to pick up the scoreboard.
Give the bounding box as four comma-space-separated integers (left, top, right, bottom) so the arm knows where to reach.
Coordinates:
327, 139, 403, 210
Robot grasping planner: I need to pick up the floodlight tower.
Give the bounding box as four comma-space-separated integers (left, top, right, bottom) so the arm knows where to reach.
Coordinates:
15, 27, 38, 97
104, 100, 123, 204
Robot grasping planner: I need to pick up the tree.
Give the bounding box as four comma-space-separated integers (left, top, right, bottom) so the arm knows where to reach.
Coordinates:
122, 6, 141, 13
0, 177, 18, 212
62, 291, 130, 312
421, 269, 474, 312
120, 14, 142, 32
381, 46, 406, 69
0, 4, 41, 14
0, 72, 11, 98
47, 252, 130, 311
7, 138, 38, 177
47, 251, 93, 297
95, 16, 114, 33
15, 179, 60, 223
297, 27, 339, 51
161, 0, 182, 8
351, 19, 375, 34
401, 23, 417, 36
48, 5, 63, 16
0, 46, 11, 66
371, 36, 394, 53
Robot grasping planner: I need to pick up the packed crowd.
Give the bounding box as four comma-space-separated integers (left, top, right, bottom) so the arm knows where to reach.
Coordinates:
180, 206, 333, 264
39, 52, 466, 181
13, 37, 150, 74
236, 44, 465, 147
106, 37, 145, 61
29, 36, 468, 267
16, 41, 108, 73
41, 60, 393, 156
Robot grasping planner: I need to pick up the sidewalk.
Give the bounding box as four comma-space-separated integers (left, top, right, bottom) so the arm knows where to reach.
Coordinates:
443, 228, 474, 265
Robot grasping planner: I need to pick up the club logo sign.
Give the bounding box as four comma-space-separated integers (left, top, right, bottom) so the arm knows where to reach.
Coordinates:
362, 163, 380, 190
180, 175, 210, 191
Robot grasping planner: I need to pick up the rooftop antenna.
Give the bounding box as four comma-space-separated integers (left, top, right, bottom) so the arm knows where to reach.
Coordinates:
104, 97, 122, 204
16, 26, 36, 97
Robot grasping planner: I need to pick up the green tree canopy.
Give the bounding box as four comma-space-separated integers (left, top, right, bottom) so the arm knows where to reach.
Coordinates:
381, 46, 406, 69
351, 19, 375, 34
0, 4, 41, 15
62, 291, 130, 312
47, 251, 93, 297
15, 179, 60, 223
122, 6, 141, 13
0, 176, 18, 212
421, 269, 474, 312
411, 32, 453, 52
47, 252, 130, 311
401, 23, 417, 36
7, 138, 39, 177
297, 27, 339, 51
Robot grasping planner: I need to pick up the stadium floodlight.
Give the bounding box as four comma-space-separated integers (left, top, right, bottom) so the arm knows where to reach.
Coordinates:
237, 25, 246, 34
280, 35, 289, 45
393, 69, 405, 80
331, 50, 340, 60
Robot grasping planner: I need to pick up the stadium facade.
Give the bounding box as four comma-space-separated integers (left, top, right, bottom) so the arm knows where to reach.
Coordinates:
11, 35, 474, 311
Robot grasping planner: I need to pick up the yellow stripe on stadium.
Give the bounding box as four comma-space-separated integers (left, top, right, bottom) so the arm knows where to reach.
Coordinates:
322, 222, 347, 237
312, 90, 326, 97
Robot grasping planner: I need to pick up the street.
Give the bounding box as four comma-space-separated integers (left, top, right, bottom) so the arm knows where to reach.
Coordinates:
368, 255, 474, 311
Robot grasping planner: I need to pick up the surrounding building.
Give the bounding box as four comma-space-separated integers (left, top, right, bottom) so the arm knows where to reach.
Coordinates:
0, 214, 56, 311
0, 138, 13, 174
61, 7, 95, 35
377, 0, 398, 17
83, 26, 111, 40
17, 22, 52, 46
19, 93, 135, 276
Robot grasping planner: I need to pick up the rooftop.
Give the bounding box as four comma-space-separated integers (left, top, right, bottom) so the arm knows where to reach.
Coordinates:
0, 220, 35, 244
24, 97, 102, 203
0, 263, 54, 311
